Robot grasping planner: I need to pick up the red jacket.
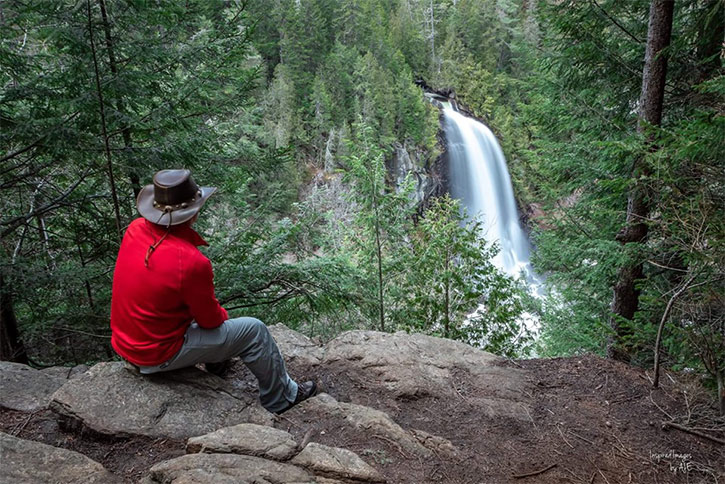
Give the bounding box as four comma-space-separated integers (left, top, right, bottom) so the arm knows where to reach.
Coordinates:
110, 218, 228, 366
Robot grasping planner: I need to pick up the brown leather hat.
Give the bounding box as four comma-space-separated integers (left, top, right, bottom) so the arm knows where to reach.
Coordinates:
136, 169, 217, 226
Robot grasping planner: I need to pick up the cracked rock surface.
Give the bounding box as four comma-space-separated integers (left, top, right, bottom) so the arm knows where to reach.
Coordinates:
41, 364, 90, 380
1, 328, 548, 483
293, 392, 448, 457
291, 442, 386, 483
269, 323, 324, 367
178, 421, 387, 483
0, 362, 66, 412
186, 423, 299, 460
0, 431, 120, 484
49, 362, 272, 439
142, 453, 315, 484
323, 330, 528, 408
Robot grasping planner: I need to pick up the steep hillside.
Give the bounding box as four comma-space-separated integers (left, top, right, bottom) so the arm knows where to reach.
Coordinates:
1, 326, 723, 483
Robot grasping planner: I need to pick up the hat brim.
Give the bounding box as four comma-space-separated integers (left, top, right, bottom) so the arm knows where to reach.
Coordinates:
137, 185, 217, 226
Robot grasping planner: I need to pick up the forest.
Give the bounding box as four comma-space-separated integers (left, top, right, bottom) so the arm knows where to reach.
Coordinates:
1, 0, 723, 411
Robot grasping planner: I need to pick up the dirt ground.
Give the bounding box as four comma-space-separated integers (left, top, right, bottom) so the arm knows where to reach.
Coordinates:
277, 354, 724, 484
2, 354, 723, 483
0, 407, 185, 481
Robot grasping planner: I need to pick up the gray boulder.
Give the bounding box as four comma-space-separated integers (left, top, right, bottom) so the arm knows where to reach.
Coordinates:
322, 330, 531, 420
291, 443, 386, 483
294, 393, 440, 457
0, 431, 120, 484
50, 362, 272, 439
409, 428, 460, 459
144, 453, 314, 484
0, 362, 65, 412
269, 323, 324, 367
186, 423, 299, 460
41, 364, 89, 380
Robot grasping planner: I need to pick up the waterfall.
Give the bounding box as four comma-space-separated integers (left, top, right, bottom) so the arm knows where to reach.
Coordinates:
441, 104, 542, 291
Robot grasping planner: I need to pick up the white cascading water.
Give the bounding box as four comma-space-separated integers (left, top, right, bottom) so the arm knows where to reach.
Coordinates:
441, 103, 543, 294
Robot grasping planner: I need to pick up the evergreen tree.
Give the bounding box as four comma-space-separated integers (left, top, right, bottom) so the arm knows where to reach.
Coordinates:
523, 0, 723, 406
396, 195, 529, 356
609, 0, 674, 362
342, 123, 414, 331
1, 0, 261, 363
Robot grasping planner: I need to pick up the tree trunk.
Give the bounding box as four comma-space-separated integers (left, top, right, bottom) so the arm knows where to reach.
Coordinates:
87, 0, 123, 240
653, 273, 696, 387
373, 189, 385, 332
444, 247, 450, 338
0, 272, 29, 364
76, 239, 95, 310
608, 0, 674, 362
98, 0, 141, 201
717, 369, 724, 416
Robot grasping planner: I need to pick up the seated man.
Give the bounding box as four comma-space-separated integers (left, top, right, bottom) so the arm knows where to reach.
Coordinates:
110, 169, 316, 414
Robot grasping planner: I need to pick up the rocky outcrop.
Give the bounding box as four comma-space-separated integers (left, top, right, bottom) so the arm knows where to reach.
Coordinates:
0, 362, 65, 412
186, 423, 299, 460
49, 362, 272, 439
269, 323, 324, 367
2, 327, 537, 482
291, 443, 385, 483
0, 431, 120, 483
143, 453, 314, 484
41, 364, 89, 380
294, 392, 449, 457
389, 142, 438, 207
322, 330, 530, 420
153, 420, 386, 484
2, 327, 722, 483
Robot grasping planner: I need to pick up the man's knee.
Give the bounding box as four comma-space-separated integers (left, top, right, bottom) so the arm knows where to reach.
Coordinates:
227, 317, 269, 343
247, 317, 266, 332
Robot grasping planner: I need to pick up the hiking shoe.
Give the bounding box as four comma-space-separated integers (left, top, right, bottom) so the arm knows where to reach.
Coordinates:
205, 359, 234, 378
277, 380, 318, 414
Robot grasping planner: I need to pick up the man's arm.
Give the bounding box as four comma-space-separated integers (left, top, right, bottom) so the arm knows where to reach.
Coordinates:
182, 256, 229, 328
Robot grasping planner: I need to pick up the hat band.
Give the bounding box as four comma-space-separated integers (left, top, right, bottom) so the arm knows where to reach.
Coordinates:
152, 189, 202, 213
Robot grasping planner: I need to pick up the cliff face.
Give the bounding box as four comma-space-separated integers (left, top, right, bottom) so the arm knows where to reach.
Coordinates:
1, 326, 723, 483
388, 141, 444, 211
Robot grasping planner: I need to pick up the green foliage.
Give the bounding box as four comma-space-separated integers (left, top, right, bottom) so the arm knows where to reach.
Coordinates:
341, 123, 415, 330
202, 175, 363, 339
12, 0, 720, 373
395, 195, 530, 356
521, 0, 724, 402
389, 2, 430, 77
263, 63, 299, 148
277, 0, 336, 103
256, 0, 441, 166
1, 0, 266, 363
313, 42, 359, 129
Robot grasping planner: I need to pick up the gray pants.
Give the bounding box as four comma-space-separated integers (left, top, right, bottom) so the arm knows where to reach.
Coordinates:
138, 317, 298, 413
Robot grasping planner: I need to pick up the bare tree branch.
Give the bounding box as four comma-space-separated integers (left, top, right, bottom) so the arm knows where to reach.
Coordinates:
589, 0, 643, 44
1, 169, 91, 239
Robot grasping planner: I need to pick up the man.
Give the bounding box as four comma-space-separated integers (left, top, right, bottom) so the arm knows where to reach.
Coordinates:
110, 169, 317, 414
